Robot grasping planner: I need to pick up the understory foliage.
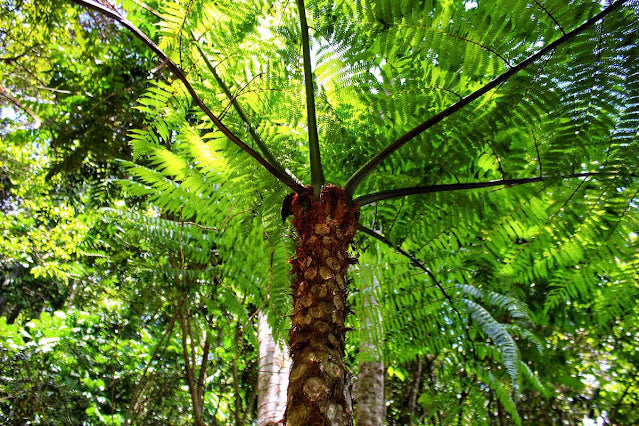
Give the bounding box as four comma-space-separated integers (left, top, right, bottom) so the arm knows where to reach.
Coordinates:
1, 0, 638, 424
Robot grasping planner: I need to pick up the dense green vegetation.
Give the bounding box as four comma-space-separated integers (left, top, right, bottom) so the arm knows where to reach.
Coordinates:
1, 0, 637, 424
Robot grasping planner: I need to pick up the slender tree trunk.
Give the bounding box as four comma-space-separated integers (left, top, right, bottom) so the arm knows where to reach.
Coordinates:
497, 399, 506, 426
354, 269, 384, 426
285, 186, 359, 426
354, 363, 384, 426
177, 307, 208, 426
407, 356, 424, 425
420, 354, 437, 424
257, 311, 291, 426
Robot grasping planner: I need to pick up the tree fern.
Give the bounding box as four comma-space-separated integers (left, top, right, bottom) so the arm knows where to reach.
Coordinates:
66, 0, 639, 423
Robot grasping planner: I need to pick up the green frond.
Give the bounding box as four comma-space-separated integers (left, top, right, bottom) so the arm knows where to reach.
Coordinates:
458, 284, 531, 323
504, 324, 544, 354
476, 367, 522, 426
463, 299, 520, 389
593, 255, 639, 327
519, 360, 551, 398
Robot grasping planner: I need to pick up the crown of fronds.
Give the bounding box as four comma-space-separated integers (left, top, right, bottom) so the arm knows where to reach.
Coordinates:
105, 0, 638, 418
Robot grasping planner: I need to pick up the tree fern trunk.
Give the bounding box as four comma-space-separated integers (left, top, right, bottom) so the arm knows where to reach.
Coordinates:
257, 311, 290, 426
285, 185, 359, 426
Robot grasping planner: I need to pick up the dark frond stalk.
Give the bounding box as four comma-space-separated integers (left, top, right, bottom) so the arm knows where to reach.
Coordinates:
296, 0, 325, 197
286, 186, 359, 425
343, 0, 629, 198
192, 40, 300, 185
355, 173, 607, 206
70, 0, 305, 193
532, 0, 566, 34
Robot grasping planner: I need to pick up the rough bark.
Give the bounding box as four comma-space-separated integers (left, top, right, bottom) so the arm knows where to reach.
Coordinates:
354, 270, 384, 426
285, 185, 359, 426
257, 311, 291, 426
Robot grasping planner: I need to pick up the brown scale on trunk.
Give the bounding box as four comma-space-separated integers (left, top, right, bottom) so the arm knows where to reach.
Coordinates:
285, 185, 359, 426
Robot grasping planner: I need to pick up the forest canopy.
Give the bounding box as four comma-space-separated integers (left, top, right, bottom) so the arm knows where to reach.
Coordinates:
1, 0, 637, 424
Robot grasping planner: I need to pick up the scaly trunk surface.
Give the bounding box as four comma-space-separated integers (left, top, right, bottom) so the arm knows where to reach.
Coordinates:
257, 311, 291, 426
285, 185, 359, 426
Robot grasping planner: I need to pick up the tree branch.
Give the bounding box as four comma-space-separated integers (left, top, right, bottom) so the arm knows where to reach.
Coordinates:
344, 0, 628, 197
355, 172, 606, 206
296, 0, 325, 197
178, 305, 205, 426
197, 331, 211, 402
69, 0, 305, 193
0, 87, 40, 127
0, 43, 41, 64
129, 0, 163, 19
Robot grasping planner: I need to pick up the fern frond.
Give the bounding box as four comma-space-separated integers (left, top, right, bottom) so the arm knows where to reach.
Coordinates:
462, 299, 520, 389
519, 360, 551, 398
458, 284, 532, 323
477, 368, 522, 425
